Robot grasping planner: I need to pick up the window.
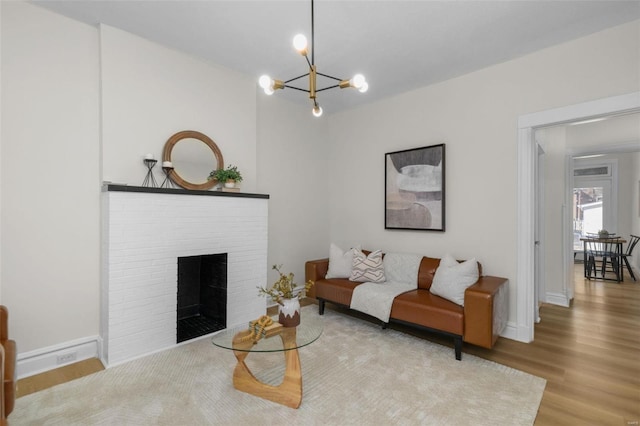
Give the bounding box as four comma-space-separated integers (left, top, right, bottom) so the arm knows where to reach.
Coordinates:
572, 185, 605, 250
572, 160, 617, 251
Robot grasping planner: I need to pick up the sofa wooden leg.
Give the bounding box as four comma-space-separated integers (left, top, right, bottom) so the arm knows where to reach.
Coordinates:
381, 322, 388, 329
454, 336, 462, 361
318, 299, 325, 315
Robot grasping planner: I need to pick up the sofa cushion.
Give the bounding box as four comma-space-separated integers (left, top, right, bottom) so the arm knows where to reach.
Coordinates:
350, 249, 385, 283
325, 243, 355, 279
315, 278, 362, 307
391, 289, 464, 336
429, 254, 478, 306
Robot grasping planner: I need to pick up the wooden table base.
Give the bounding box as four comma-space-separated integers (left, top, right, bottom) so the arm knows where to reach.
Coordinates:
232, 327, 302, 409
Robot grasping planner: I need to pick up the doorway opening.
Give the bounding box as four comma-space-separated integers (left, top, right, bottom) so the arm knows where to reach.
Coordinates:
516, 91, 640, 343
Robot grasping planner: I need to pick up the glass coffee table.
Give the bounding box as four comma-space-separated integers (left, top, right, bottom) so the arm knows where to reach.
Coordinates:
212, 312, 323, 408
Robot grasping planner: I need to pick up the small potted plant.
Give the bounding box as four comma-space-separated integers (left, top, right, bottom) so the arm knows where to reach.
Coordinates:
258, 264, 314, 327
209, 164, 243, 188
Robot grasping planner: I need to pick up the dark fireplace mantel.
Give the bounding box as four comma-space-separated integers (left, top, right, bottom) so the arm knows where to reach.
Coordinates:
103, 184, 269, 200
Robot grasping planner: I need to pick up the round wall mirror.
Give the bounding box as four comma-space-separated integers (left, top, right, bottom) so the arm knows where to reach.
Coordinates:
162, 130, 224, 190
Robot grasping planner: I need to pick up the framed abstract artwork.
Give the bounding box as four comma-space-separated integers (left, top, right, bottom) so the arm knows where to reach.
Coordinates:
385, 144, 445, 231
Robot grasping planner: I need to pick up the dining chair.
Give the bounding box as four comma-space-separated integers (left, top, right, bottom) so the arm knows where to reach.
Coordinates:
585, 237, 622, 281
621, 234, 639, 281
600, 238, 623, 281
584, 238, 605, 280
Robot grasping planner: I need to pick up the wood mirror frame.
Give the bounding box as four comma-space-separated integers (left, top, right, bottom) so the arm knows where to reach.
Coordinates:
162, 130, 224, 190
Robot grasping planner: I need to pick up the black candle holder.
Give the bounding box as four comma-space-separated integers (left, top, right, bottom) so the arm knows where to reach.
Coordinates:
160, 166, 177, 189
142, 159, 158, 187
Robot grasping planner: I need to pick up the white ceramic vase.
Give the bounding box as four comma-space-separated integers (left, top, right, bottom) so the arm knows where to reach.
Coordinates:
224, 180, 235, 188
278, 298, 301, 327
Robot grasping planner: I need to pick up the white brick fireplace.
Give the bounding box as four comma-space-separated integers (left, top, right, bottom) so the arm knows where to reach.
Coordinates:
101, 185, 269, 366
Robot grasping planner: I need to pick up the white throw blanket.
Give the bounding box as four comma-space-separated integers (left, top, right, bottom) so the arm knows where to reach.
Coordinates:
350, 253, 422, 322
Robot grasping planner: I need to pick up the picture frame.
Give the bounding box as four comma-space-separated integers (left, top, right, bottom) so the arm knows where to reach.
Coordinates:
385, 144, 445, 231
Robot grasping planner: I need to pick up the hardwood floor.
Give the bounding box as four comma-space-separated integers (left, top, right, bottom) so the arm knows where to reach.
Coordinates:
15, 265, 639, 424
471, 266, 639, 425
16, 357, 104, 398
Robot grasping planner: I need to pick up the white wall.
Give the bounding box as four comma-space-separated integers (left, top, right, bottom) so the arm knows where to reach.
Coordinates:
633, 153, 640, 270
100, 25, 257, 192
566, 113, 640, 150
1, 3, 260, 366
1, 2, 101, 352
0, 0, 3, 302
256, 95, 330, 288
326, 20, 640, 331
616, 154, 637, 242
535, 125, 566, 301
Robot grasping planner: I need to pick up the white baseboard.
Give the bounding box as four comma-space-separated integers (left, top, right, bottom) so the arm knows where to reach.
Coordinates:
545, 292, 570, 307
17, 336, 103, 379
500, 321, 518, 341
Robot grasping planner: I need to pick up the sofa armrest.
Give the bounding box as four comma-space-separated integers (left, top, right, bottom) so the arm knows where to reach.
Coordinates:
463, 276, 509, 349
305, 258, 329, 299
0, 306, 16, 419
0, 339, 15, 418
0, 343, 5, 419
0, 307, 7, 342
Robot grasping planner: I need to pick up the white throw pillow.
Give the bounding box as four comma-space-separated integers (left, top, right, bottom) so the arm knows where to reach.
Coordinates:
350, 249, 385, 283
325, 243, 355, 279
383, 252, 422, 285
429, 254, 479, 306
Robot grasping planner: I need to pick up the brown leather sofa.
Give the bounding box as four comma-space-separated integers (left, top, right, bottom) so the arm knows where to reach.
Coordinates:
0, 306, 16, 421
305, 255, 508, 360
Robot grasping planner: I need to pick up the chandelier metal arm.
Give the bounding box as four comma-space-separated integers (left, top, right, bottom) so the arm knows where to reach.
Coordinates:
284, 73, 310, 84
315, 85, 340, 92
283, 85, 310, 93
315, 72, 343, 82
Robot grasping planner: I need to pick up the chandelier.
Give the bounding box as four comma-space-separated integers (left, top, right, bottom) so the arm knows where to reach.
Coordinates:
258, 0, 368, 117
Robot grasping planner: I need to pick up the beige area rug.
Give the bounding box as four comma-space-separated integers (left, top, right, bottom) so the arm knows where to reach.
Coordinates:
12, 307, 545, 425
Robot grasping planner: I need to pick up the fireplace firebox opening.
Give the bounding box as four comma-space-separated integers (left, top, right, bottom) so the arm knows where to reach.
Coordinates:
177, 253, 227, 343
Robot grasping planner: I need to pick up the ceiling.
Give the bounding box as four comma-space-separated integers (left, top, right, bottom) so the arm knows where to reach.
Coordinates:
31, 0, 640, 115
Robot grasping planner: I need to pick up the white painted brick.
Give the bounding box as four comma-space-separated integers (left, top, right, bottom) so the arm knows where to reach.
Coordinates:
102, 190, 268, 365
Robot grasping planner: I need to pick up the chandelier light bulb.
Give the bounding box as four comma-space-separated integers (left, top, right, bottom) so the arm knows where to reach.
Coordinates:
358, 81, 369, 93
351, 74, 366, 89
258, 75, 272, 90
264, 87, 275, 95
293, 34, 308, 54
312, 105, 323, 117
